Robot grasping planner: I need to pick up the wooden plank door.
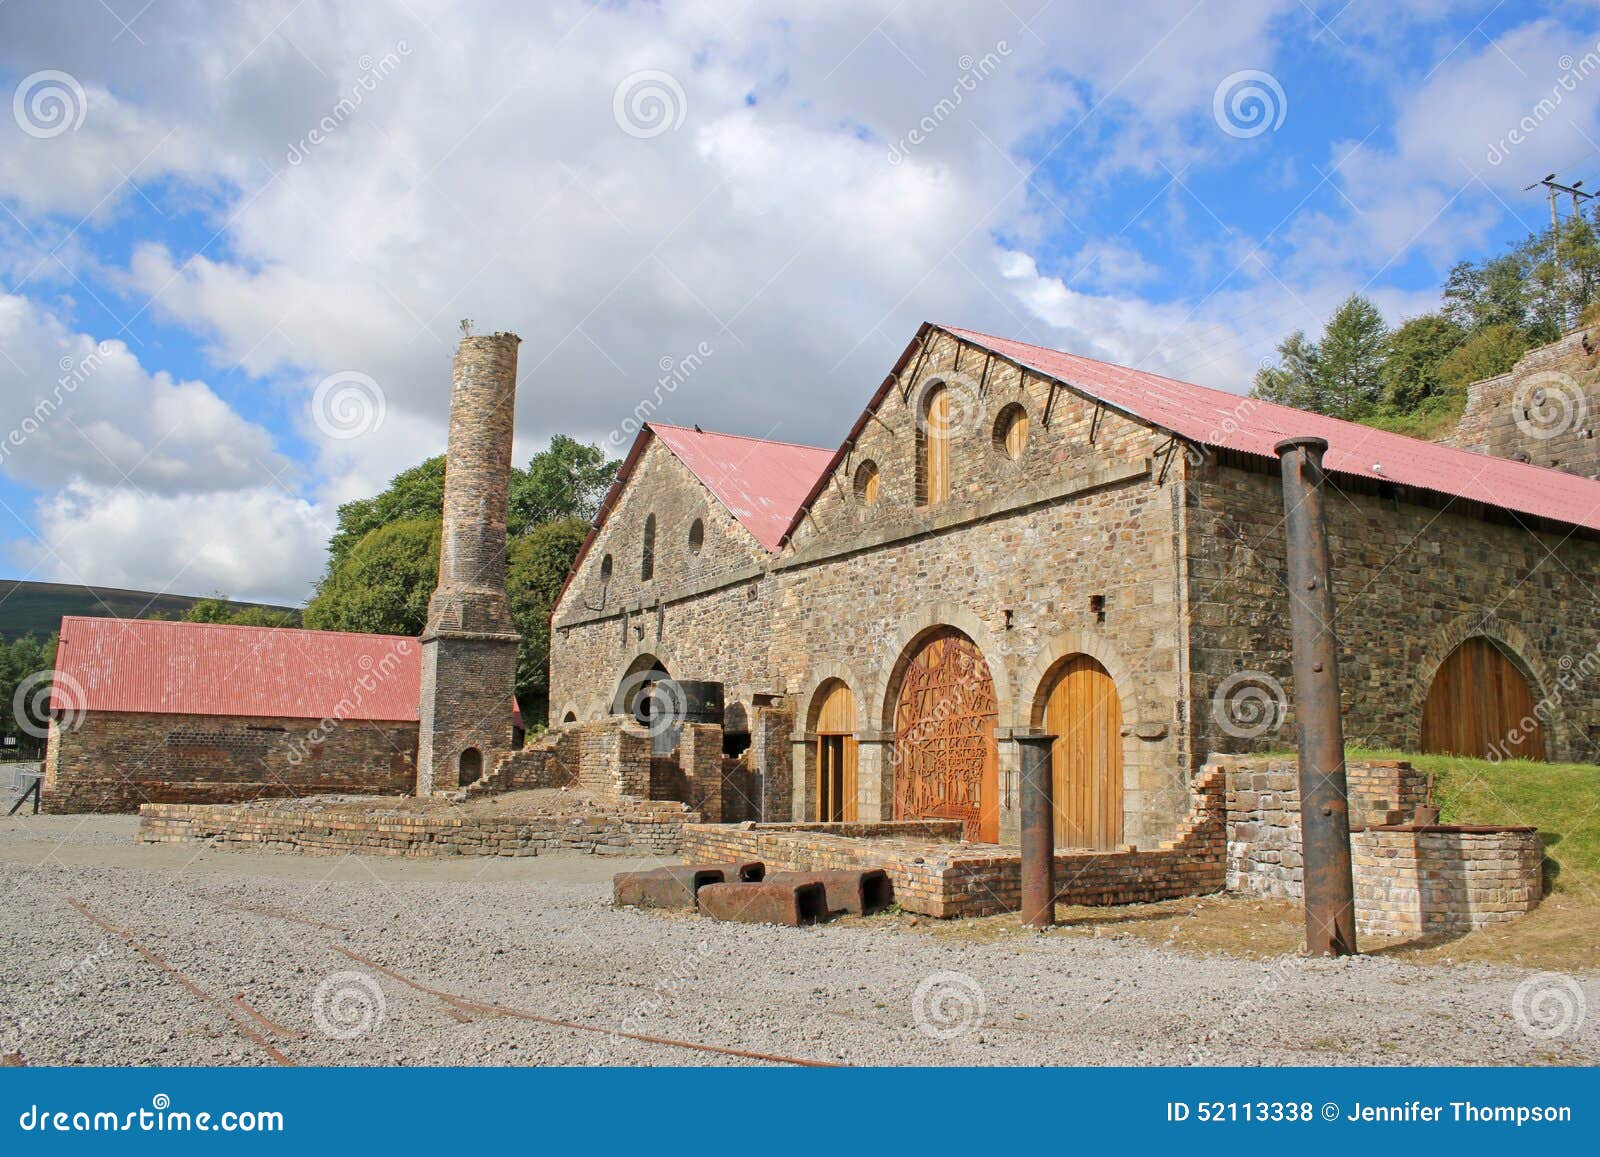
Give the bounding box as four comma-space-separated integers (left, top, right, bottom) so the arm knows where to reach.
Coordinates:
892, 629, 1000, 842
815, 681, 858, 821
1421, 638, 1545, 760
1043, 655, 1124, 850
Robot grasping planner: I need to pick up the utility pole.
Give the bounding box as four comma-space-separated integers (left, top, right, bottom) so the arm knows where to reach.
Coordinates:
1525, 173, 1595, 264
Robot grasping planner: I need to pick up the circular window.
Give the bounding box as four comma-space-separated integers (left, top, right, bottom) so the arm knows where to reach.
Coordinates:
599, 553, 613, 584
688, 518, 704, 555
993, 403, 1029, 461
853, 460, 881, 504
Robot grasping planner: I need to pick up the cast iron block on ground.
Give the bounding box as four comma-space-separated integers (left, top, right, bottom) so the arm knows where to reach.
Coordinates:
613, 861, 766, 909
764, 869, 892, 915
696, 880, 828, 926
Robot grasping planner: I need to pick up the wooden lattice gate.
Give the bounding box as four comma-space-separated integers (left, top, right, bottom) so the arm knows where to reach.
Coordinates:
892, 629, 999, 842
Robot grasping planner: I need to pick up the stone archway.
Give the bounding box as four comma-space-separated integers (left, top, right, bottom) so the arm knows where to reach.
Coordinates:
612, 652, 671, 725
1036, 654, 1124, 849
1421, 637, 1546, 761
887, 625, 1001, 843
1412, 617, 1559, 759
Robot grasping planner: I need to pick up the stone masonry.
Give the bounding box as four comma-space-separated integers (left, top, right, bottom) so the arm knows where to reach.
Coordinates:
41, 711, 415, 814
418, 331, 523, 794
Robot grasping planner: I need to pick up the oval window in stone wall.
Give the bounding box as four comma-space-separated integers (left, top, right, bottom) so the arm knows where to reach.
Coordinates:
688, 518, 705, 555
854, 460, 881, 504
600, 553, 613, 584
994, 402, 1029, 461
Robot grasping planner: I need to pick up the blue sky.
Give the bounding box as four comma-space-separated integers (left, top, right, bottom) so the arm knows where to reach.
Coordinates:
2, 0, 1599, 605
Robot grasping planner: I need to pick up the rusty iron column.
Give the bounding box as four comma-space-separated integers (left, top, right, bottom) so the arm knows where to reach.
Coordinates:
1275, 436, 1358, 957
1017, 733, 1056, 928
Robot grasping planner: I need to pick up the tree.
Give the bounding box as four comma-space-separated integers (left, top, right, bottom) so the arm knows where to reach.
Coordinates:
326, 457, 447, 572
1315, 295, 1389, 419
1381, 314, 1465, 412
507, 517, 589, 716
508, 435, 619, 534
0, 633, 58, 753
303, 519, 441, 636
1252, 330, 1320, 411
1434, 324, 1529, 391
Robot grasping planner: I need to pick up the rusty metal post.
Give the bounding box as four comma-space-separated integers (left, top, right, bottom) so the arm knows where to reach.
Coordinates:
1275, 436, 1358, 957
1017, 734, 1056, 928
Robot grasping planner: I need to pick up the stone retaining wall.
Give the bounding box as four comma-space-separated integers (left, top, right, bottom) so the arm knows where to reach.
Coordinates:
137, 797, 695, 858
1221, 756, 1543, 935
680, 768, 1225, 917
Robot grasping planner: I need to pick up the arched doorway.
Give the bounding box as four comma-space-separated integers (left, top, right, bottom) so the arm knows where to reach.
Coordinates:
811, 679, 858, 822
891, 627, 999, 842
613, 654, 670, 726
1040, 655, 1123, 850
459, 747, 483, 785
1421, 637, 1545, 760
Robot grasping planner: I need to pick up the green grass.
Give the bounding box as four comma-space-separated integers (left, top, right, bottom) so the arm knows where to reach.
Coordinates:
1351, 747, 1600, 892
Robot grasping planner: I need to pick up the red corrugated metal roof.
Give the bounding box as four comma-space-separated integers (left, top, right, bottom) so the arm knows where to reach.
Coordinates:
945, 325, 1600, 533
51, 616, 421, 721
647, 423, 834, 551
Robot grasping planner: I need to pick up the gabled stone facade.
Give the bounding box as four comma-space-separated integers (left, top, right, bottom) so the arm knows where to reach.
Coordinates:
550, 324, 1600, 850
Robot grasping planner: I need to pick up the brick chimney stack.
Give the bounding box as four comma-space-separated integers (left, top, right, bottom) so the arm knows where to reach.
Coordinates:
416, 331, 523, 795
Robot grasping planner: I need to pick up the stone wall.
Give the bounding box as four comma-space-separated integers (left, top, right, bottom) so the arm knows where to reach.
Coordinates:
1221, 756, 1544, 935
137, 797, 693, 858
573, 719, 651, 799
1440, 329, 1600, 478
1186, 452, 1600, 763
42, 711, 416, 814
680, 767, 1225, 918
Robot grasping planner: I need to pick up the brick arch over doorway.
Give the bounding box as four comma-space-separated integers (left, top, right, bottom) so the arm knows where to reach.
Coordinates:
884, 623, 1002, 842
1411, 617, 1561, 760
866, 604, 1013, 731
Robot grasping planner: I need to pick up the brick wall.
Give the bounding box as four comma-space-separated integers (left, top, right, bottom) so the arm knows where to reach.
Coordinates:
749, 702, 792, 822
42, 711, 416, 814
1440, 329, 1600, 478
1221, 756, 1543, 935
137, 796, 693, 858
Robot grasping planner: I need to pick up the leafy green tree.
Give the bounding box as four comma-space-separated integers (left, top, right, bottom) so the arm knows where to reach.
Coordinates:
508, 435, 619, 534
1315, 295, 1389, 419
1434, 324, 1529, 391
0, 633, 58, 752
303, 519, 441, 636
326, 457, 447, 572
1381, 314, 1465, 412
507, 517, 589, 717
1251, 330, 1320, 411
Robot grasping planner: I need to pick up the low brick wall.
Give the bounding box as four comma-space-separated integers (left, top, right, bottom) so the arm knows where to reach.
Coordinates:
137, 797, 695, 858
1354, 825, 1543, 936
43, 711, 416, 814
1222, 757, 1544, 935
680, 768, 1226, 918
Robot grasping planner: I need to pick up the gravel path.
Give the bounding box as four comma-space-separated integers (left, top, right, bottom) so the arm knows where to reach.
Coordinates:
2, 815, 1595, 1067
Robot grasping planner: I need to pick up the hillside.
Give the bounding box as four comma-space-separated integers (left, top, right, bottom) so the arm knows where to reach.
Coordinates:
0, 580, 298, 640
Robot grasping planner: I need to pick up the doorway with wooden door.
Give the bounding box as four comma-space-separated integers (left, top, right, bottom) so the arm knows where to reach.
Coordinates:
891, 627, 1000, 842
812, 679, 858, 822
1040, 654, 1124, 850
1421, 637, 1546, 760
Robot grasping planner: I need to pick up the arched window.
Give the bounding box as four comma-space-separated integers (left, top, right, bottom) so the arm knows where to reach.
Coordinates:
994, 402, 1028, 461
917, 385, 951, 506
458, 747, 483, 785
599, 553, 613, 585
641, 514, 656, 580
687, 518, 704, 555
853, 460, 880, 504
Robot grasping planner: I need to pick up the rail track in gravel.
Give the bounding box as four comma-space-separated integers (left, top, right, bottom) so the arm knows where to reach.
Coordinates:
65, 893, 845, 1068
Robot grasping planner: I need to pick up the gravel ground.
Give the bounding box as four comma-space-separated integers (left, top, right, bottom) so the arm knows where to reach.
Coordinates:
1, 814, 1596, 1067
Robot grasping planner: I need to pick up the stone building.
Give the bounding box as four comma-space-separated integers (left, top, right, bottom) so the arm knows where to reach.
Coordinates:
549, 322, 1600, 850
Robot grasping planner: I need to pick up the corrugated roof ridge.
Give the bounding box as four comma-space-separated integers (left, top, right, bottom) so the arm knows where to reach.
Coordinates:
646, 421, 833, 454
58, 615, 405, 643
